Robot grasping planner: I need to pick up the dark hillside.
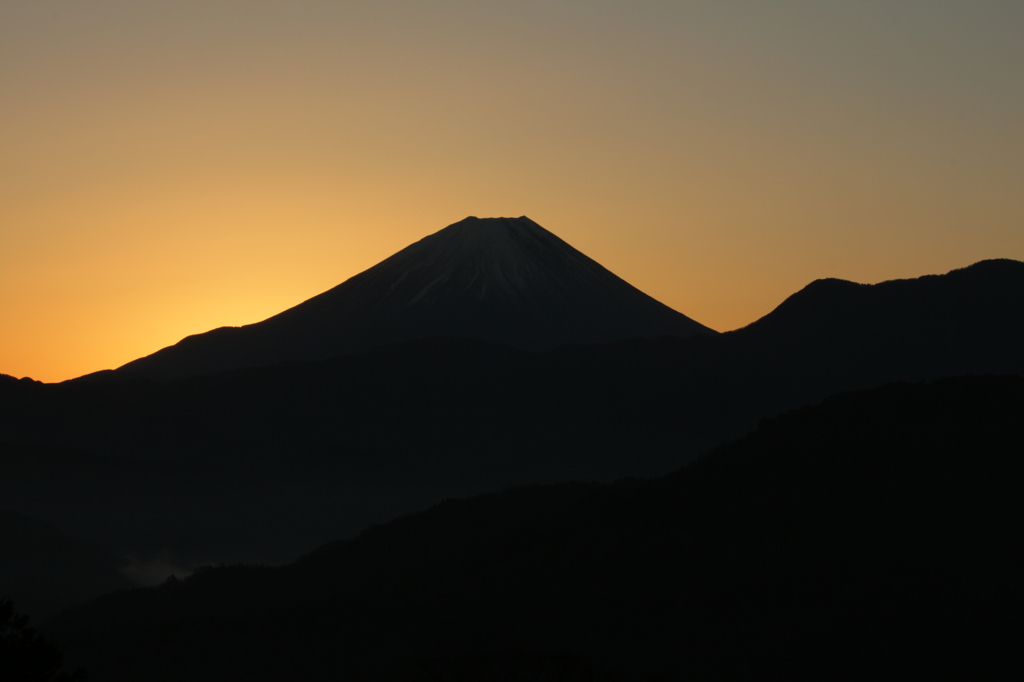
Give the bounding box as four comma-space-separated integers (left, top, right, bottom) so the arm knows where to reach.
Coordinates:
45, 375, 1024, 680
717, 258, 1024, 403
0, 511, 130, 620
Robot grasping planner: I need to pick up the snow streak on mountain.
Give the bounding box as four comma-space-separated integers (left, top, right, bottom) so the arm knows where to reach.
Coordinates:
113, 216, 716, 381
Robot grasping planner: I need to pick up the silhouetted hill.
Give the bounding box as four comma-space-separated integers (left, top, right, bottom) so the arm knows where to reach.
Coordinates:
109, 217, 715, 382
44, 376, 1024, 680
709, 257, 1024, 404
734, 258, 1024, 374
0, 511, 130, 620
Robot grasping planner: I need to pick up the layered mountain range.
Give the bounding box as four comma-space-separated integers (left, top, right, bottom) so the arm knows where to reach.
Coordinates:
2, 217, 1023, 651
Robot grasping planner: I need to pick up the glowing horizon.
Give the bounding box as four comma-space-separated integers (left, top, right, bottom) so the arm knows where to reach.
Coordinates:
3, 1, 1022, 383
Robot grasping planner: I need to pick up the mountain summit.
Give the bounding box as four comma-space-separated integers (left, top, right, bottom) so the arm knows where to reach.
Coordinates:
112, 216, 715, 381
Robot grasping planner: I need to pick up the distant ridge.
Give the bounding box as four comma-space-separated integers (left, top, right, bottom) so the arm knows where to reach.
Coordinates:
715, 258, 1024, 396
110, 216, 715, 382
739, 258, 1024, 340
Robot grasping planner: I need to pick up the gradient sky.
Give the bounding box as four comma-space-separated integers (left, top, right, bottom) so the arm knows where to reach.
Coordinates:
2, 1, 1022, 383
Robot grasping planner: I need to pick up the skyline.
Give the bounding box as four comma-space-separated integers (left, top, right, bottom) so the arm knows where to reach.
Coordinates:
3, 1, 1023, 383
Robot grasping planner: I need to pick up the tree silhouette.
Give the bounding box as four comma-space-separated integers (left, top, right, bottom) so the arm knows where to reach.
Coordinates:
0, 598, 86, 681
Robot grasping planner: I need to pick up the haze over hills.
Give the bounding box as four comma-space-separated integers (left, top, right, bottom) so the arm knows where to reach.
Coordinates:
109, 216, 716, 382
0, 511, 130, 620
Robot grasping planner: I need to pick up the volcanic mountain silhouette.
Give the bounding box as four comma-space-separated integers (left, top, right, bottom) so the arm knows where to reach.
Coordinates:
112, 216, 715, 381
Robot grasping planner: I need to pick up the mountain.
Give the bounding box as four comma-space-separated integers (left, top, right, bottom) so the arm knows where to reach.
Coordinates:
718, 257, 1024, 400
42, 376, 1024, 680
738, 258, 1024, 355
110, 216, 715, 382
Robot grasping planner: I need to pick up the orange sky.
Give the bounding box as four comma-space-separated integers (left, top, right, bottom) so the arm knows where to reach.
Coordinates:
2, 1, 1023, 383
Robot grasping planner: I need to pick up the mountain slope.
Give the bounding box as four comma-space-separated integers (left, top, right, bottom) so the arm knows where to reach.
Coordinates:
112, 216, 715, 382
738, 259, 1024, 349
721, 258, 1024, 401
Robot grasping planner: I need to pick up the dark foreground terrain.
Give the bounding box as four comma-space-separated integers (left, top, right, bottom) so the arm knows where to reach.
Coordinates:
42, 375, 1024, 680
